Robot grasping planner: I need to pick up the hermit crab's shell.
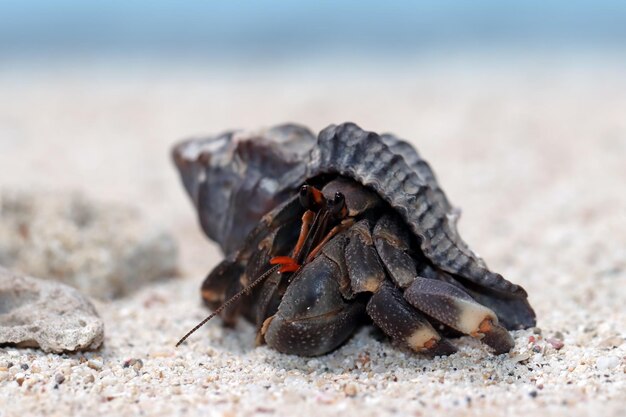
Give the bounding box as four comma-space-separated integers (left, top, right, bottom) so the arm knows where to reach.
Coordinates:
172, 124, 316, 255
173, 122, 527, 300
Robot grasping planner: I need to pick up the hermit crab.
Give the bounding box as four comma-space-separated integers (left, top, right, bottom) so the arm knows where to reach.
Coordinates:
173, 122, 535, 357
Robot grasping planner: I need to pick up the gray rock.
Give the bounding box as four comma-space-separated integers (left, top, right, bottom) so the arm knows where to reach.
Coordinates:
0, 267, 104, 352
0, 190, 178, 299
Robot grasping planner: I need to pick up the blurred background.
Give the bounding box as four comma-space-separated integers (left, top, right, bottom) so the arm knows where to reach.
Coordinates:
1, 1, 625, 274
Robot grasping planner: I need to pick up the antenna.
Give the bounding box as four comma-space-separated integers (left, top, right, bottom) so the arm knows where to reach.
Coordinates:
175, 265, 280, 347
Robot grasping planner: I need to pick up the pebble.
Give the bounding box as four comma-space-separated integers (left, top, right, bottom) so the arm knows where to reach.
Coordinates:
14, 372, 25, 386
123, 358, 144, 371
0, 267, 104, 352
547, 338, 565, 350
87, 359, 104, 371
596, 356, 620, 371
55, 374, 65, 385
344, 384, 358, 397
511, 352, 532, 363
598, 336, 623, 348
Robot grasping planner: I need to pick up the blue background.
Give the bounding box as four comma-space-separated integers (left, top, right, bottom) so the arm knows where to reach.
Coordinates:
1, 1, 625, 64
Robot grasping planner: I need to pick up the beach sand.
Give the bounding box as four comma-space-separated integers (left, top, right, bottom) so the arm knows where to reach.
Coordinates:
0, 60, 625, 416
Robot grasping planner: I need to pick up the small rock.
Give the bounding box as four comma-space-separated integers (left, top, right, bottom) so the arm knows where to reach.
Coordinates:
0, 267, 104, 353
596, 356, 620, 371
20, 363, 29, 370
0, 190, 178, 299
547, 338, 565, 350
87, 359, 103, 371
123, 358, 144, 371
511, 351, 532, 363
15, 372, 25, 386
598, 336, 623, 349
54, 373, 65, 384
344, 383, 358, 397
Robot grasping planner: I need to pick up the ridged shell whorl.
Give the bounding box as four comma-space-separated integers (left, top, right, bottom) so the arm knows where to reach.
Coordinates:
292, 123, 526, 297
173, 122, 526, 298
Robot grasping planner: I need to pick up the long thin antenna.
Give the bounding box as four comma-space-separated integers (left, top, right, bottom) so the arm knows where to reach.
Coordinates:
175, 265, 280, 347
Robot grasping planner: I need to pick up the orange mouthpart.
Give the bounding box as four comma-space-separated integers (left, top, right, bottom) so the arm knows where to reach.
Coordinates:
269, 256, 300, 273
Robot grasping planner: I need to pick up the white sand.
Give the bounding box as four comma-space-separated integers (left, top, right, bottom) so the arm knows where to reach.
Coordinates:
0, 59, 625, 416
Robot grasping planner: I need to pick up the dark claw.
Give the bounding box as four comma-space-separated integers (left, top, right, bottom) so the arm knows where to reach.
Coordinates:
263, 254, 365, 356
248, 268, 285, 328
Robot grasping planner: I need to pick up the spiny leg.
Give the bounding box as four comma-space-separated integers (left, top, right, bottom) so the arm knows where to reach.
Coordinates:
404, 277, 514, 354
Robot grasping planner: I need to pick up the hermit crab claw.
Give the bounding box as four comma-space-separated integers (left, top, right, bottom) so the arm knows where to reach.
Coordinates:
261, 253, 366, 356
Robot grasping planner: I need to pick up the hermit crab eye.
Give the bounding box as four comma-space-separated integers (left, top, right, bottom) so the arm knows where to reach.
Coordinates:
299, 185, 310, 207
299, 184, 324, 210
329, 192, 346, 218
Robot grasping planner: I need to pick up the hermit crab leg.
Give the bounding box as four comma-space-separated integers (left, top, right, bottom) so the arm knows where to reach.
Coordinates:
270, 208, 331, 273
366, 282, 457, 356
343, 220, 456, 355
270, 185, 348, 273
373, 214, 420, 289
305, 218, 355, 262
270, 208, 315, 273
292, 210, 316, 258
403, 278, 514, 354
200, 193, 304, 325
